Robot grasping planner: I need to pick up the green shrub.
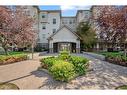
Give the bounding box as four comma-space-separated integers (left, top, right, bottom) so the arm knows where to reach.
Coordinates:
49, 60, 76, 82
58, 50, 70, 60
69, 56, 89, 75
40, 57, 60, 69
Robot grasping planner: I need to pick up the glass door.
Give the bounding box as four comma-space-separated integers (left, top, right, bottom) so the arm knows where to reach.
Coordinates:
59, 43, 71, 52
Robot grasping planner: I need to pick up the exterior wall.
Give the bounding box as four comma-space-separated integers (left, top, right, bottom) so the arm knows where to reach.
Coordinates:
76, 10, 91, 25
38, 11, 61, 48
61, 17, 76, 31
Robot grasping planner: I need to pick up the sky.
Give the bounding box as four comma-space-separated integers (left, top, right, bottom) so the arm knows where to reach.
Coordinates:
39, 5, 91, 16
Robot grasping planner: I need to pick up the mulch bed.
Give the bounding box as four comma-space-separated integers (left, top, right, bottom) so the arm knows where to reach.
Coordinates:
105, 57, 127, 67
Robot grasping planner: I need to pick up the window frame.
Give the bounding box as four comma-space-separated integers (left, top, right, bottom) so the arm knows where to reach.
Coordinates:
53, 18, 56, 24
42, 26, 46, 29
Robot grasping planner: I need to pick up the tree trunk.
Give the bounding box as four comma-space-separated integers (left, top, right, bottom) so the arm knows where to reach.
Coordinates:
3, 47, 8, 55
31, 43, 34, 59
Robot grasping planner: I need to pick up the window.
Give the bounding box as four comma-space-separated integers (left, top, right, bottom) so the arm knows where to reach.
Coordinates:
53, 18, 56, 24
42, 15, 45, 18
53, 29, 56, 33
42, 26, 46, 29
64, 20, 67, 24
42, 34, 46, 39
73, 20, 75, 23
69, 20, 72, 24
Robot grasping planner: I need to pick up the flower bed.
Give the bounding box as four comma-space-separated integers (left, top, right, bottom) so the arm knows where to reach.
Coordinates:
0, 53, 27, 65
40, 51, 89, 82
104, 53, 127, 67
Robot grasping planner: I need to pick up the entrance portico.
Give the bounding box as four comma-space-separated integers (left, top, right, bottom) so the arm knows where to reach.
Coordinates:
48, 25, 81, 53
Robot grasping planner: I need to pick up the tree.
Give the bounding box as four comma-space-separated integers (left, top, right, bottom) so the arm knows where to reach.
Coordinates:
0, 6, 14, 55
94, 6, 127, 49
76, 22, 96, 50
0, 6, 38, 55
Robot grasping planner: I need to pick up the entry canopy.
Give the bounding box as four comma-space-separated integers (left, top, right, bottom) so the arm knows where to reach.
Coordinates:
47, 25, 81, 42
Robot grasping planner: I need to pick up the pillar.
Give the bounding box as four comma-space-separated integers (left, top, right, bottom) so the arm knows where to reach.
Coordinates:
49, 41, 53, 53
96, 42, 100, 51
76, 41, 80, 53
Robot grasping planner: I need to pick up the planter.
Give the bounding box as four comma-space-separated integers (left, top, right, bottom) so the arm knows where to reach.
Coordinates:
105, 57, 127, 67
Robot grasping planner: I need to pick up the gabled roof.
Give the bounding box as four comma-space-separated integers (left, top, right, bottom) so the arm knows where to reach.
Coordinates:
47, 25, 81, 40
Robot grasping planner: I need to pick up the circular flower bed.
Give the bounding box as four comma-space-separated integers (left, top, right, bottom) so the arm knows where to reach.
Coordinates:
40, 51, 89, 82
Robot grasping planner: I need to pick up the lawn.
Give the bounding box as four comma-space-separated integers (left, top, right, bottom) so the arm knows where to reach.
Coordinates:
8, 51, 26, 55
97, 51, 123, 56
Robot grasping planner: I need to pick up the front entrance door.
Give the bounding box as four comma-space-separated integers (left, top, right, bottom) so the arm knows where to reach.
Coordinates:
58, 43, 71, 52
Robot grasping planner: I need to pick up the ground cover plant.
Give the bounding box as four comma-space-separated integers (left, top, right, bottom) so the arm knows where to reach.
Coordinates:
116, 85, 127, 90
98, 51, 127, 67
0, 51, 27, 65
40, 51, 89, 82
0, 82, 19, 89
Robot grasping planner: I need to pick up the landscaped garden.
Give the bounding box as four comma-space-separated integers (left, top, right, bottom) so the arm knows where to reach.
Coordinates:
39, 51, 89, 82
0, 51, 28, 65
98, 51, 127, 67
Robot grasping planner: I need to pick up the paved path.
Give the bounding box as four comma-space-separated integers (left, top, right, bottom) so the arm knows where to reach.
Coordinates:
0, 53, 127, 89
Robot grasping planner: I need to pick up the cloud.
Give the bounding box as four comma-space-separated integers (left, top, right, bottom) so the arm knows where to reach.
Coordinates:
60, 5, 91, 11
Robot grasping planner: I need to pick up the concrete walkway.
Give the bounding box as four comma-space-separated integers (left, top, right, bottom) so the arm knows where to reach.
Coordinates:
0, 53, 127, 89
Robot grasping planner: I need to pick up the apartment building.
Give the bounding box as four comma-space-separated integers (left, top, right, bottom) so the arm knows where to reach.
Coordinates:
23, 6, 91, 53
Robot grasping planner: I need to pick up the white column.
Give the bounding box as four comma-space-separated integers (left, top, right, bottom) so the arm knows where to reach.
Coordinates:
76, 41, 80, 53
96, 43, 99, 51
49, 41, 53, 53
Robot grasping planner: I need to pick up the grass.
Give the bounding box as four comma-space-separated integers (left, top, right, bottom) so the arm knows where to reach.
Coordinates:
0, 51, 27, 57
8, 51, 26, 55
96, 51, 123, 57
0, 52, 27, 59
0, 82, 19, 89
116, 85, 127, 90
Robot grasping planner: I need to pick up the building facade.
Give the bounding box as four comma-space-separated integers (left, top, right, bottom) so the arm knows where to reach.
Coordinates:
24, 6, 91, 53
